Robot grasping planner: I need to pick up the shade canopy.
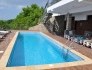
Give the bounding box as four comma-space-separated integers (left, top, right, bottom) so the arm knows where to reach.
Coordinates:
47, 0, 92, 15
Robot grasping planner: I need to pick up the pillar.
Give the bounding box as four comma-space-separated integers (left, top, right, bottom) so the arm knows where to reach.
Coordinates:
66, 13, 72, 30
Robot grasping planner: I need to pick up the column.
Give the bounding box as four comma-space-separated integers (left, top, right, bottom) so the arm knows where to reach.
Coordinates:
66, 13, 72, 30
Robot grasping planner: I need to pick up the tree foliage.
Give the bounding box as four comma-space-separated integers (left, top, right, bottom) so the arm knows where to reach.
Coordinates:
0, 4, 44, 30
0, 19, 13, 29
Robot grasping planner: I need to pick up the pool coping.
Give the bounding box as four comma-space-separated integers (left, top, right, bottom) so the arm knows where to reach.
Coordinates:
0, 31, 92, 70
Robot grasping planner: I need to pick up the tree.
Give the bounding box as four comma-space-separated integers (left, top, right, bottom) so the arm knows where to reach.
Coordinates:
9, 4, 44, 30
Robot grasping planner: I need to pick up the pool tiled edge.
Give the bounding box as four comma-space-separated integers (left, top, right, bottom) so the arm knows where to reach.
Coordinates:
0, 31, 92, 70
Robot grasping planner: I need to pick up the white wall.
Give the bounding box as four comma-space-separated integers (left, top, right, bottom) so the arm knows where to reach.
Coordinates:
72, 11, 92, 20
73, 14, 87, 20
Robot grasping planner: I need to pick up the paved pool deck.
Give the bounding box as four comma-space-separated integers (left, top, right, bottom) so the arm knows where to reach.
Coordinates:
0, 31, 92, 70
44, 32, 92, 70
0, 31, 16, 59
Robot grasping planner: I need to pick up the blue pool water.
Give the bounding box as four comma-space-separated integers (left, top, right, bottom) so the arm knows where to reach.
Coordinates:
7, 32, 83, 67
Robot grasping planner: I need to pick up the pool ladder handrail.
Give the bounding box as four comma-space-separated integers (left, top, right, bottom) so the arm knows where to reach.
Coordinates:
63, 41, 74, 58
65, 39, 69, 44
63, 40, 69, 58
65, 39, 74, 49
68, 41, 74, 49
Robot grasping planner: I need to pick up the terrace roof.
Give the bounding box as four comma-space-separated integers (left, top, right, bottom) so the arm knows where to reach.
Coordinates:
47, 0, 92, 15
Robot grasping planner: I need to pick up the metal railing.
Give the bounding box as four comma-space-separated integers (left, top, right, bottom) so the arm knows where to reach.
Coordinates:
63, 40, 74, 59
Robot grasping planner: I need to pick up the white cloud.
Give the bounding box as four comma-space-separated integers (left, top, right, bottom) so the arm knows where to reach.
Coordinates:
16, 5, 25, 9
0, 2, 8, 9
0, 1, 10, 7
0, 1, 26, 10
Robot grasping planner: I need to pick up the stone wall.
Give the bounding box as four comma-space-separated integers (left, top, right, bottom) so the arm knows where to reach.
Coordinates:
55, 15, 65, 35
29, 23, 48, 32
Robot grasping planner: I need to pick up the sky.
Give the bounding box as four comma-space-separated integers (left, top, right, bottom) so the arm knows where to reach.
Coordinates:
0, 0, 48, 20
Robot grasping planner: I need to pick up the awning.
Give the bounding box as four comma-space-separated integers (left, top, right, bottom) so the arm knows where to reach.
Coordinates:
47, 0, 92, 15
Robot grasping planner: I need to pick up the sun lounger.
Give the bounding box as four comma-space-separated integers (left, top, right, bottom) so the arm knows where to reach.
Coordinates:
73, 35, 84, 44
86, 41, 92, 47
0, 35, 4, 39
70, 37, 74, 41
79, 39, 85, 44
71, 31, 92, 45
0, 31, 10, 54
0, 31, 11, 37
79, 37, 86, 44
83, 40, 92, 46
0, 31, 10, 35
64, 30, 75, 40
91, 43, 92, 48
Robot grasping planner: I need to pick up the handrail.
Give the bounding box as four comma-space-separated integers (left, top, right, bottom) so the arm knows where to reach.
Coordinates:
63, 41, 74, 59
65, 39, 69, 44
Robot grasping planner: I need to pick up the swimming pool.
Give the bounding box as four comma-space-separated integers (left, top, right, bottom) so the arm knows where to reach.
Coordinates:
6, 32, 83, 67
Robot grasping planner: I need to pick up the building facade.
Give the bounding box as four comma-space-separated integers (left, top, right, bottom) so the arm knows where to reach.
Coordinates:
45, 0, 92, 35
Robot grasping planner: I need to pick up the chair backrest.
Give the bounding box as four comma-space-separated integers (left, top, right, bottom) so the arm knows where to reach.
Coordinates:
64, 30, 69, 35
84, 31, 92, 39
69, 30, 75, 36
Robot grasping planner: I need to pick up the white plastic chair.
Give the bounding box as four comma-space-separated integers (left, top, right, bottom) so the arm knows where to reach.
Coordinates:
86, 41, 92, 47
91, 43, 92, 48
0, 35, 4, 39
83, 40, 92, 46
0, 31, 10, 34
